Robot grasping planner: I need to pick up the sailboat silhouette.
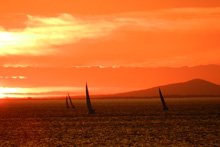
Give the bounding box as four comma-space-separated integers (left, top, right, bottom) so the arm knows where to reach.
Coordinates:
68, 93, 75, 109
66, 96, 70, 109
86, 83, 96, 114
159, 88, 168, 110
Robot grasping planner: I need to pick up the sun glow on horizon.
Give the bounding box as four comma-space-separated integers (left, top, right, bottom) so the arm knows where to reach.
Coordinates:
0, 86, 140, 98
0, 87, 21, 98
0, 87, 85, 98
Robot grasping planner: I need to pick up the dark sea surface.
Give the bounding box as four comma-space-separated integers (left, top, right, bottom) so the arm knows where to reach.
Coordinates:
0, 98, 219, 146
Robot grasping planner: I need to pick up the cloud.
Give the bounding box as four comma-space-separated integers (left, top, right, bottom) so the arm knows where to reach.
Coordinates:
118, 7, 220, 31
0, 8, 219, 56
0, 13, 140, 56
0, 7, 220, 67
0, 75, 27, 80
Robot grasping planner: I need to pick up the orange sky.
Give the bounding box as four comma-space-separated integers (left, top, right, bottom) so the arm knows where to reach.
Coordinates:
0, 1, 220, 97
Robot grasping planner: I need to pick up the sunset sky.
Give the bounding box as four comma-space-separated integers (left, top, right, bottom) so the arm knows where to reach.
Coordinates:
0, 0, 220, 98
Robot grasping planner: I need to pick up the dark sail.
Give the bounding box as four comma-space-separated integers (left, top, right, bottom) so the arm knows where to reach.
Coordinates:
159, 88, 168, 110
66, 96, 70, 109
68, 93, 75, 109
86, 83, 95, 114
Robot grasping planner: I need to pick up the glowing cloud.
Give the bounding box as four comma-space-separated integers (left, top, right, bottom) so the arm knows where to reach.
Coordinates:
0, 7, 220, 67
0, 13, 139, 56
0, 8, 219, 57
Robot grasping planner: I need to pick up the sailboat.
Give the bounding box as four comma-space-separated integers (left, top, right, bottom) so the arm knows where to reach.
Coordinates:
66, 96, 70, 109
159, 88, 168, 110
86, 83, 96, 114
68, 93, 75, 109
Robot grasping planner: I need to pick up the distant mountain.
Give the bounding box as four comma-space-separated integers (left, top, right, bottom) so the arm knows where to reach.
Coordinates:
111, 79, 220, 98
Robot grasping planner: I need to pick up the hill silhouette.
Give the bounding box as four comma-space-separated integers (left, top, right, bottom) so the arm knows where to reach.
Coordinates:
111, 79, 220, 98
